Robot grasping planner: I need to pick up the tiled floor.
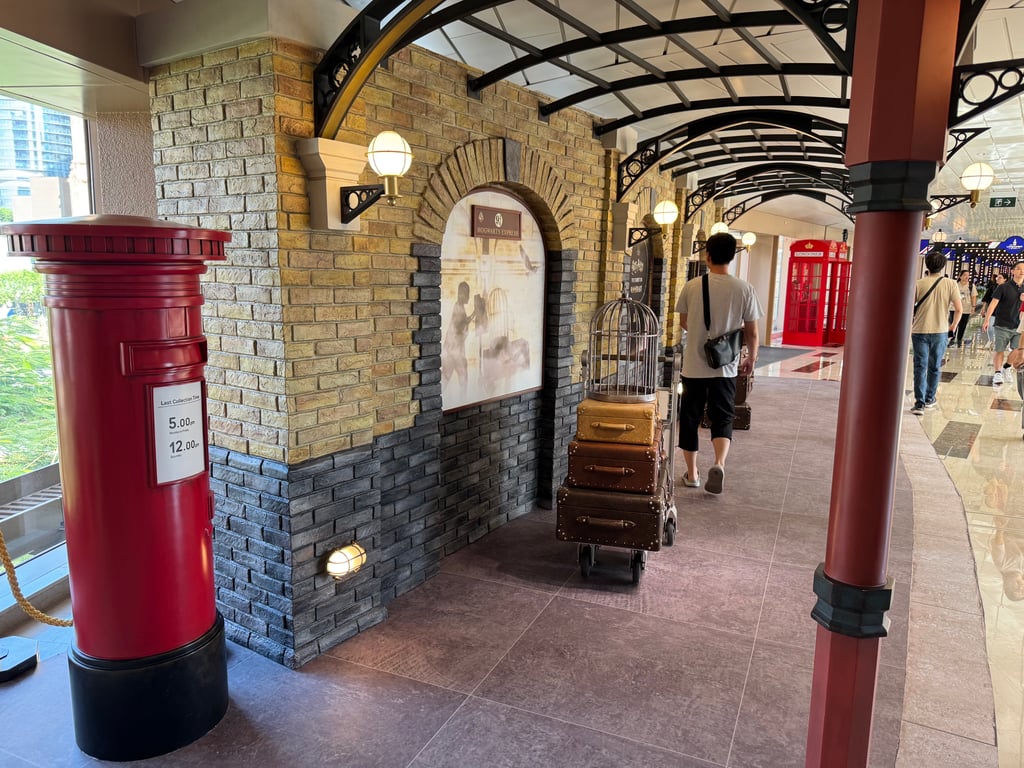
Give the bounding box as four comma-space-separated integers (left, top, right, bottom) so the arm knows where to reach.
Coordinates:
0, 343, 1006, 767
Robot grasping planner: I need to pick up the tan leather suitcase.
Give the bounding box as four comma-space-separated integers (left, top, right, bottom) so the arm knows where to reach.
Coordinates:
566, 425, 663, 494
555, 468, 666, 552
575, 398, 659, 446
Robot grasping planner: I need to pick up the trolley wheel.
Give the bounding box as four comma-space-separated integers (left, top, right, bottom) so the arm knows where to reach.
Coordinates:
663, 518, 676, 547
630, 550, 644, 585
579, 545, 594, 578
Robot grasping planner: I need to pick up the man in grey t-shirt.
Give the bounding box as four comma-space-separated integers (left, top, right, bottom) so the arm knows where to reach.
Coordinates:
676, 233, 763, 495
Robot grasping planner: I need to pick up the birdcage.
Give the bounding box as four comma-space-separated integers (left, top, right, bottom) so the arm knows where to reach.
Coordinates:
583, 293, 660, 403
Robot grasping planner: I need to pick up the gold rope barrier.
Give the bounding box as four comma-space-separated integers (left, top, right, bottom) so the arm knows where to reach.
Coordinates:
0, 527, 72, 627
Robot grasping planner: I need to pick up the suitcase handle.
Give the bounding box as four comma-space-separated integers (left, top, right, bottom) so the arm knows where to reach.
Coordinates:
584, 465, 636, 476
576, 516, 636, 530
591, 422, 635, 432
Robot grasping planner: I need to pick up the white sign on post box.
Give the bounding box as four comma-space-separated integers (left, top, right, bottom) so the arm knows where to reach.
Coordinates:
152, 381, 205, 484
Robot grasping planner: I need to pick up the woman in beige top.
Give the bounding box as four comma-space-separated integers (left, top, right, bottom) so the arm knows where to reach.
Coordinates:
949, 269, 978, 347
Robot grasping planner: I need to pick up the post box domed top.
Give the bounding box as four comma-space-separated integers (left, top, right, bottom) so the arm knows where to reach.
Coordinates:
3, 214, 230, 263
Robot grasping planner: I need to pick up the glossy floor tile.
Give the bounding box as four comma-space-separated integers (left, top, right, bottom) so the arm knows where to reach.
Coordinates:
0, 345, 1004, 767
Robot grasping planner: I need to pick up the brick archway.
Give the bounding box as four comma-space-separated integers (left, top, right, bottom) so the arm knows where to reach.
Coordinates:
410, 136, 581, 510
413, 137, 577, 252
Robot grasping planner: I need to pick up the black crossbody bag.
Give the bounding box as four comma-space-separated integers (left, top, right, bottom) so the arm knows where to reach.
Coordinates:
702, 273, 743, 369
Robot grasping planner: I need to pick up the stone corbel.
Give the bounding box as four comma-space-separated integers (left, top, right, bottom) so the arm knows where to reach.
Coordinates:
296, 138, 368, 231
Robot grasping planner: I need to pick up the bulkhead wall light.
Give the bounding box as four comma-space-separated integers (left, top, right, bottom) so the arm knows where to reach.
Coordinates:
326, 542, 367, 580
340, 131, 413, 224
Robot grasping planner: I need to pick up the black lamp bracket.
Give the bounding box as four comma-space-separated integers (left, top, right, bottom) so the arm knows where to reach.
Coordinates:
628, 227, 662, 248
340, 184, 385, 224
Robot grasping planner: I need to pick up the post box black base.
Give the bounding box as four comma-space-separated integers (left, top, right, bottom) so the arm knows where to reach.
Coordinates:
68, 614, 228, 762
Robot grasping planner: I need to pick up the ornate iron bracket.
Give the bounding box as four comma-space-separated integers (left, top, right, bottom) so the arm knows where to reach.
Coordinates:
616, 141, 659, 201
340, 184, 385, 224
929, 194, 972, 216
947, 127, 990, 162
776, 0, 856, 72
628, 227, 663, 248
314, 14, 384, 137
950, 59, 1024, 127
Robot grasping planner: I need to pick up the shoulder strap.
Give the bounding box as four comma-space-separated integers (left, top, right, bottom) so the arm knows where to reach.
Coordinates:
702, 273, 712, 331
913, 276, 944, 315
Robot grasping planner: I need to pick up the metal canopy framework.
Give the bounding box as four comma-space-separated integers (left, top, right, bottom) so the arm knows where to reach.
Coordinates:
316, 0, 997, 228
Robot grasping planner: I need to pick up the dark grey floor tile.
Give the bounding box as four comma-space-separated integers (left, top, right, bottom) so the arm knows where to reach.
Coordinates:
410, 697, 718, 768
781, 476, 833, 518
475, 597, 752, 764
0, 750, 40, 767
558, 544, 771, 636
674, 501, 781, 562
158, 651, 467, 768
755, 562, 818, 650
0, 655, 93, 768
730, 640, 813, 768
870, 663, 907, 768
327, 572, 552, 693
439, 515, 575, 592
772, 514, 827, 568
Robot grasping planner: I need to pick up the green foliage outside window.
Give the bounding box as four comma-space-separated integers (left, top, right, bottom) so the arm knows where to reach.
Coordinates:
0, 271, 57, 482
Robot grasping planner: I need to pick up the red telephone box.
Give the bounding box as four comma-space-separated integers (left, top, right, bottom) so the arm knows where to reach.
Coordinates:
4, 215, 229, 761
782, 239, 851, 346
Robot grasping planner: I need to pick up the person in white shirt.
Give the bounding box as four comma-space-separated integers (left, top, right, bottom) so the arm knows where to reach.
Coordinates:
675, 232, 763, 495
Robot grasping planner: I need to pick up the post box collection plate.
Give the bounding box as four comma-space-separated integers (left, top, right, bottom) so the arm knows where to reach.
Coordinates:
152, 381, 206, 484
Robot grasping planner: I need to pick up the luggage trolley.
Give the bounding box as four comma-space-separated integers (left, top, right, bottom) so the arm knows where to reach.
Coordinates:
556, 294, 678, 585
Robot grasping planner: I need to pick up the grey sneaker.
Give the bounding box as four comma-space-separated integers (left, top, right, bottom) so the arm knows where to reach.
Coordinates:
705, 464, 725, 494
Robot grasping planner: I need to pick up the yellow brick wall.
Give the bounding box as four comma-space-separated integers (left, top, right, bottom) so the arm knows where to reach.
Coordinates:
150, 39, 681, 466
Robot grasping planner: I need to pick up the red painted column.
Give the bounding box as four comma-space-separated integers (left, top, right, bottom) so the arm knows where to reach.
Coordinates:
806, 2, 961, 766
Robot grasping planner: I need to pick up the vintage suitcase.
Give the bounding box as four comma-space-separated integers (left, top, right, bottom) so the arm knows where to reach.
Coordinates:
733, 402, 751, 430
700, 402, 751, 430
735, 374, 754, 406
555, 468, 667, 552
575, 398, 659, 446
566, 423, 663, 493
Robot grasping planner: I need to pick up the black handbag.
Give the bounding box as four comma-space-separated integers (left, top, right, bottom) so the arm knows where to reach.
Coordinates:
701, 273, 742, 369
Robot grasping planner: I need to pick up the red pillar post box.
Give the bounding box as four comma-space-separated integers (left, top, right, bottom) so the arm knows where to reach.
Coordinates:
4, 215, 230, 761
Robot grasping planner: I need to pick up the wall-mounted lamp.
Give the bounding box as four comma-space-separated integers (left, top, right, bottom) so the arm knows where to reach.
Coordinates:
710, 221, 730, 235
931, 229, 948, 244
628, 199, 679, 247
741, 232, 757, 249
960, 162, 995, 208
325, 542, 367, 580
339, 130, 413, 224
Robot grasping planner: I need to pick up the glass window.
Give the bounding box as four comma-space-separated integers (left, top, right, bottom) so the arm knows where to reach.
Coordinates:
0, 96, 91, 572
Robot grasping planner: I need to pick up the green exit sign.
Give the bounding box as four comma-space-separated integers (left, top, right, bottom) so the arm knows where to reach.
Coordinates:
990, 197, 1017, 208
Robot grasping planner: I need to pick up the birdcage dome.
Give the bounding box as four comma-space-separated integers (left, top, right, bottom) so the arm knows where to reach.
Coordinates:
585, 294, 661, 403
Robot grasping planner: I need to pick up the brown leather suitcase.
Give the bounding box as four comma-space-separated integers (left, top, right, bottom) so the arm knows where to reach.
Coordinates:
733, 402, 751, 430
555, 468, 666, 552
701, 402, 751, 430
566, 425, 663, 494
575, 398, 659, 446
735, 374, 754, 405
